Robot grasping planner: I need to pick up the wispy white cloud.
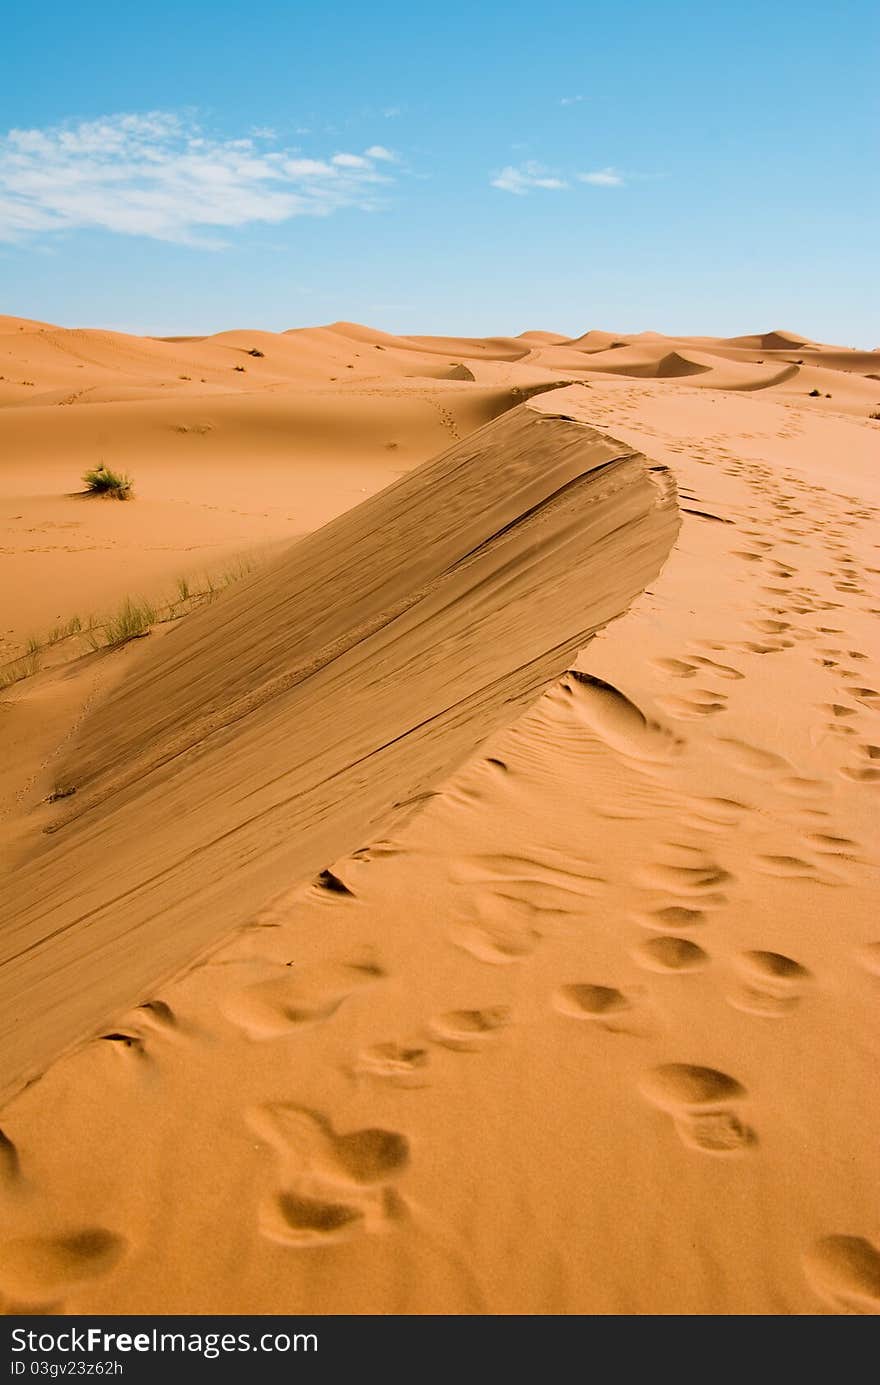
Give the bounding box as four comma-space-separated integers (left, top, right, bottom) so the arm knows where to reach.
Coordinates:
0, 112, 399, 246
559, 95, 585, 106
490, 161, 568, 195
577, 167, 624, 186
331, 152, 370, 168
365, 145, 398, 162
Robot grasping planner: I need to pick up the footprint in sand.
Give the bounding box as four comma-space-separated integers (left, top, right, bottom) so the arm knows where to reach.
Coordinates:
0, 1229, 125, 1302
851, 742, 877, 764
552, 984, 633, 1029
634, 936, 709, 973
251, 1106, 409, 1186
428, 1006, 511, 1051
557, 671, 681, 762
355, 1041, 431, 1085
731, 549, 765, 563
755, 854, 825, 879
656, 690, 727, 721
715, 738, 790, 776
651, 657, 697, 678
349, 839, 402, 865
737, 639, 794, 655
452, 852, 604, 910
635, 905, 707, 930
448, 891, 541, 964
249, 1105, 409, 1248
637, 854, 732, 895
840, 764, 880, 784
311, 867, 356, 898
823, 703, 859, 721
756, 851, 844, 884
136, 999, 177, 1030
97, 1031, 148, 1058
749, 618, 791, 635
803, 1236, 880, 1314
225, 955, 384, 1038
778, 775, 831, 798
261, 1191, 367, 1247
103, 999, 182, 1049
690, 656, 744, 680
652, 655, 743, 682
729, 950, 812, 1017
681, 795, 748, 832
842, 736, 880, 781
804, 833, 859, 860
640, 1063, 755, 1155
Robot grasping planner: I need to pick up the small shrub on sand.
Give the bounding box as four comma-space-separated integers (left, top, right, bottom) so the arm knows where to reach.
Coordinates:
870, 410, 880, 421
246, 348, 264, 358
47, 615, 83, 645
45, 784, 76, 803
808, 388, 821, 398
82, 465, 133, 499
91, 597, 157, 647
0, 651, 40, 688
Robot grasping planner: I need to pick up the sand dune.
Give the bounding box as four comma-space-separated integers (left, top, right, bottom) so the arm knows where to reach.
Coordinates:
0, 376, 540, 654
0, 392, 678, 1101
515, 330, 572, 345
0, 318, 878, 1315
724, 329, 816, 351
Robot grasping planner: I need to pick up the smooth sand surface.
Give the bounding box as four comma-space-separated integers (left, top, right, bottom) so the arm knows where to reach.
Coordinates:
0, 320, 878, 1315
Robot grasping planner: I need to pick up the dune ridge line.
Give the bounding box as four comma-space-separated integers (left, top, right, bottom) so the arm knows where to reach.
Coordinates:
0, 389, 679, 1100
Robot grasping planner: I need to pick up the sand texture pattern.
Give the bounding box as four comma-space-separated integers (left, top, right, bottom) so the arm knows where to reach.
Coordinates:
0, 319, 878, 1315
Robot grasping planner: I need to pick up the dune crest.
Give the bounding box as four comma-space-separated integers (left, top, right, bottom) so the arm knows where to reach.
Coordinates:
0, 390, 678, 1099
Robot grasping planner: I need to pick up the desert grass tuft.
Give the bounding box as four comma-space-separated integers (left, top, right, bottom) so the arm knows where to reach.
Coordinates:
46, 615, 83, 645
0, 651, 40, 688
45, 784, 77, 803
82, 465, 133, 500
9, 552, 257, 674
89, 597, 158, 648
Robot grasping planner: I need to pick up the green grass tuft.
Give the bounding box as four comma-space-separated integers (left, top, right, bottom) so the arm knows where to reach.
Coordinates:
94, 597, 158, 647
82, 465, 134, 499
0, 652, 40, 688
46, 615, 83, 645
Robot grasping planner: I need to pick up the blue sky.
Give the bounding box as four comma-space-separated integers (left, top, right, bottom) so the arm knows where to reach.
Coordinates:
1, 1, 876, 342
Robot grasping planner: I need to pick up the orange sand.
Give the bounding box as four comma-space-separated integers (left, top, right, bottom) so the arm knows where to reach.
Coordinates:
0, 319, 878, 1315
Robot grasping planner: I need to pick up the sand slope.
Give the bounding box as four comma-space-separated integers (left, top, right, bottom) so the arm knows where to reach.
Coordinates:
0, 392, 678, 1103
